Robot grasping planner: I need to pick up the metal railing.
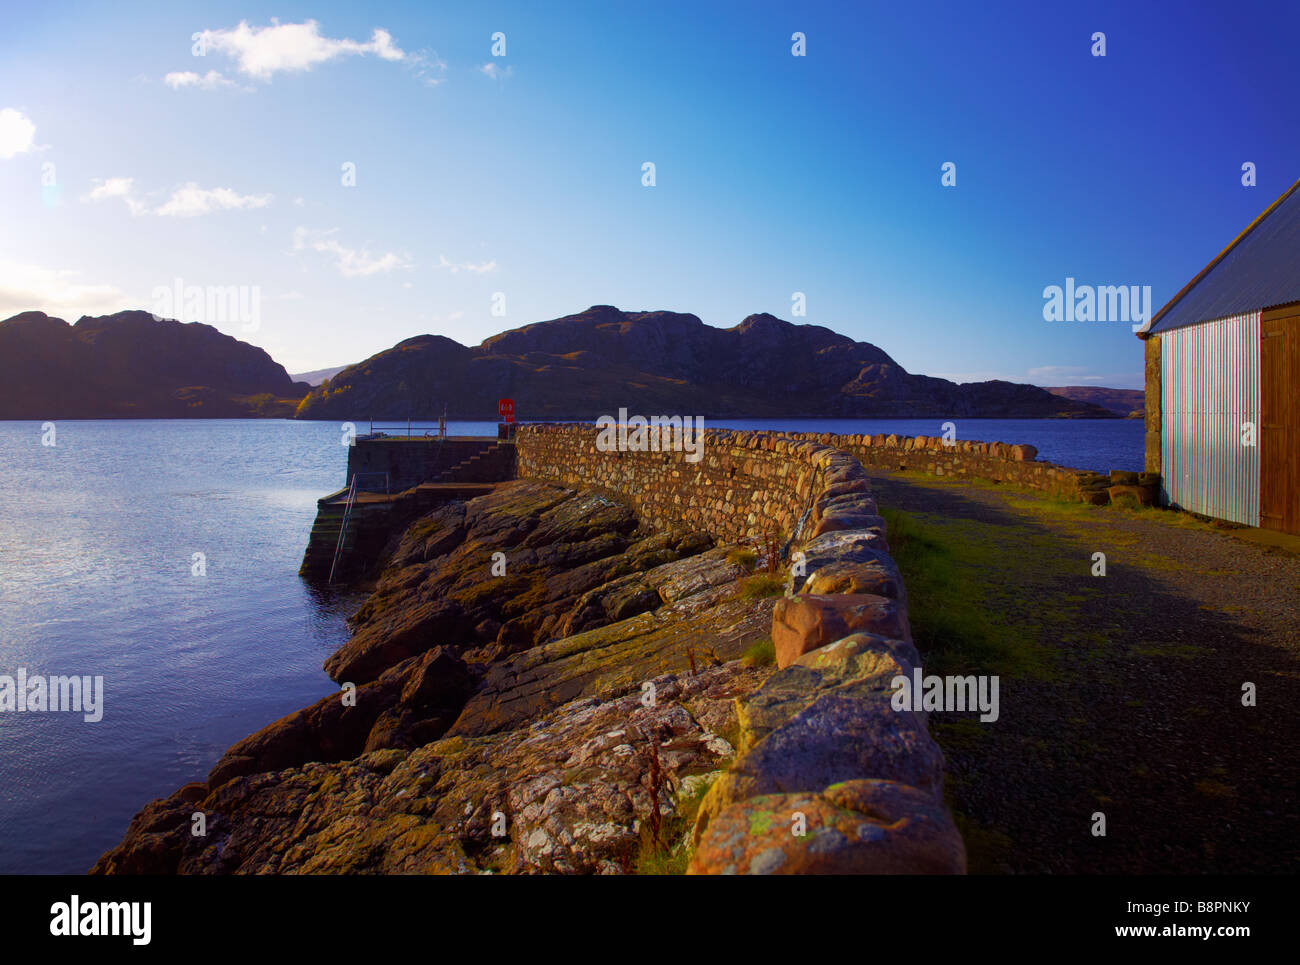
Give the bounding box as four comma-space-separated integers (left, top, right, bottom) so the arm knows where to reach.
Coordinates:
360, 420, 449, 439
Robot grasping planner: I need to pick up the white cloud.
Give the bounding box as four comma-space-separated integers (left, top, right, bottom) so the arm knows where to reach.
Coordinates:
196, 20, 407, 80
80, 177, 148, 215
438, 254, 497, 274
478, 63, 513, 81
293, 227, 409, 277
81, 177, 133, 202
292, 196, 305, 207
1025, 365, 1142, 388
0, 261, 132, 318
413, 52, 448, 87
163, 70, 242, 91
156, 183, 272, 217
0, 108, 37, 159
1026, 365, 1089, 381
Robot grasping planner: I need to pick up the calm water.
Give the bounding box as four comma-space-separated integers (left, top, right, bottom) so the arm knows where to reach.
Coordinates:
0, 420, 363, 874
0, 415, 1139, 874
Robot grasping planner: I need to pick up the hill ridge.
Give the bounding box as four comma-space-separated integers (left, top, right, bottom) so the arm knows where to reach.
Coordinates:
296, 305, 1115, 420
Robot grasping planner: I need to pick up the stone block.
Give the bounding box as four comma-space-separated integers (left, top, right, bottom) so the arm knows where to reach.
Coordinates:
772, 593, 909, 668
689, 780, 965, 875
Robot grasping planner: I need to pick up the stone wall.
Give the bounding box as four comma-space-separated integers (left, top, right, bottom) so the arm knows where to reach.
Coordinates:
518, 422, 1154, 513
516, 423, 824, 544
1144, 336, 1162, 475
760, 429, 1160, 508
347, 437, 516, 491
778, 430, 1117, 500
516, 423, 967, 874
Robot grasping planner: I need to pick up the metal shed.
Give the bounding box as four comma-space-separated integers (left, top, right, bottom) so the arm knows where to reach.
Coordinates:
1137, 177, 1300, 533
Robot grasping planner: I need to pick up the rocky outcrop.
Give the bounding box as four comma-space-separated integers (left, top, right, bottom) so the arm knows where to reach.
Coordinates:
93, 479, 782, 874
293, 305, 1117, 420
323, 482, 717, 683
92, 662, 771, 875
0, 310, 308, 418
96, 428, 967, 875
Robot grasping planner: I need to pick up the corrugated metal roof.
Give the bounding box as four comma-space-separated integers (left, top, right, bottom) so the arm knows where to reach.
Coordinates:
1142, 178, 1300, 336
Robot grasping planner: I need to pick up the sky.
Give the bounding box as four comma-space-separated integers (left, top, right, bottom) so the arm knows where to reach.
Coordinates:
3, 1, 1299, 387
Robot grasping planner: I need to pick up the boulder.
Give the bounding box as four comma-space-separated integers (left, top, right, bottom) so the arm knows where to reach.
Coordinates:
801, 560, 903, 600
688, 779, 965, 875
722, 681, 942, 799
364, 647, 475, 752
810, 510, 888, 541
772, 593, 909, 668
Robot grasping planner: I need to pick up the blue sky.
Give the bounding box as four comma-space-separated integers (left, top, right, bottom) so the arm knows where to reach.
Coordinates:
2, 0, 1299, 386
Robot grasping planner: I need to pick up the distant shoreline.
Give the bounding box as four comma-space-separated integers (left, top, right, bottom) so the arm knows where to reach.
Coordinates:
0, 413, 1131, 422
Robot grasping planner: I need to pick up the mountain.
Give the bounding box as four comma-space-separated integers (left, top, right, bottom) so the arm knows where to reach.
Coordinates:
0, 310, 310, 419
1044, 385, 1144, 418
295, 306, 1117, 420
292, 365, 351, 386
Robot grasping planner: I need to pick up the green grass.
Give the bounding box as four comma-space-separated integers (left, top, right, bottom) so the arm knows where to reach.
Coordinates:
736, 573, 786, 599
634, 776, 715, 875
725, 548, 758, 571
880, 506, 1052, 679
741, 636, 776, 667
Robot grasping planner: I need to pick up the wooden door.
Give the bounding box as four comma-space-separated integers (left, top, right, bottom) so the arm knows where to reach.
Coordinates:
1260, 306, 1300, 533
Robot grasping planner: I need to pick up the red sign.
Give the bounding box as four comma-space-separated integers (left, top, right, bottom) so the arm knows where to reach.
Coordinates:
498, 398, 515, 422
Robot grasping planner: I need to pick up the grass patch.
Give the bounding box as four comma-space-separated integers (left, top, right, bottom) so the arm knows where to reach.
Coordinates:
736, 573, 786, 599
741, 636, 776, 667
634, 775, 715, 875
880, 507, 1051, 679
726, 548, 758, 571
718, 719, 744, 755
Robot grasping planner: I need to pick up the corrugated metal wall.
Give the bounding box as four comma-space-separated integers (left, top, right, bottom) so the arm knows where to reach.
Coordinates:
1160, 311, 1260, 525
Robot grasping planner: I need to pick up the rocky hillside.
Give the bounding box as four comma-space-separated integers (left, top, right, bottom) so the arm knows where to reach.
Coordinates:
295, 306, 1117, 420
1044, 385, 1144, 418
0, 310, 310, 418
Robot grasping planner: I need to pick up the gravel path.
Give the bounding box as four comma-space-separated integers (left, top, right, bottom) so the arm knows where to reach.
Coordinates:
866, 470, 1300, 874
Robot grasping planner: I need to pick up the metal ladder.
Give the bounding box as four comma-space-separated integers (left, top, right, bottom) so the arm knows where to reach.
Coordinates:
327, 476, 359, 585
